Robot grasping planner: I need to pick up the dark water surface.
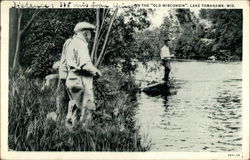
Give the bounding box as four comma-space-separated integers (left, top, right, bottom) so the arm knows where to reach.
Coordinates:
135, 61, 242, 152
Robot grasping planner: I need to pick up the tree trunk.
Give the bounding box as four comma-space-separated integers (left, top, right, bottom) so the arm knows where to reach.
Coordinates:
93, 9, 110, 63
12, 9, 22, 69
91, 9, 100, 63
95, 8, 118, 68
9, 9, 18, 68
12, 9, 40, 69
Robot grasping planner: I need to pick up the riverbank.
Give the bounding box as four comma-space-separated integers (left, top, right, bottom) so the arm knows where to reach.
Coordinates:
8, 67, 149, 151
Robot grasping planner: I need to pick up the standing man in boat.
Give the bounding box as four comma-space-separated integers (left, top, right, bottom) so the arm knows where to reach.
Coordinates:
160, 38, 174, 81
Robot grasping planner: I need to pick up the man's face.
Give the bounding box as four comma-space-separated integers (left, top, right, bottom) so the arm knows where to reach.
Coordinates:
84, 30, 92, 42
164, 41, 169, 46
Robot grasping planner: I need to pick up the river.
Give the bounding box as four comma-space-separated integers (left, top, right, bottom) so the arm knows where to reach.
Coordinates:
135, 60, 242, 152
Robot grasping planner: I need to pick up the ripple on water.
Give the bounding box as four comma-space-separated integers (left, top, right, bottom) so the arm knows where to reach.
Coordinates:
135, 61, 242, 152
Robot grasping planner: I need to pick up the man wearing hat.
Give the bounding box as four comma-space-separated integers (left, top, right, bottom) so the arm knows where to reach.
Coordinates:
160, 38, 174, 81
63, 22, 102, 131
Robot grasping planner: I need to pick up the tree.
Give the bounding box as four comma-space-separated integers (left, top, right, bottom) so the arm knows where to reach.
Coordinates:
13, 8, 151, 77
93, 8, 119, 68
19, 9, 96, 77
199, 9, 242, 60
100, 9, 151, 72
10, 9, 40, 69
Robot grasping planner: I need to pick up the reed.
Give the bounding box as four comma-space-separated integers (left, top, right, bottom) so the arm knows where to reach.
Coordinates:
8, 67, 150, 151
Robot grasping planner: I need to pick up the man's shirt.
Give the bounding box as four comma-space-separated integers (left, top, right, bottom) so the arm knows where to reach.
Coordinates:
64, 35, 96, 113
160, 45, 172, 60
59, 37, 72, 79
65, 35, 97, 76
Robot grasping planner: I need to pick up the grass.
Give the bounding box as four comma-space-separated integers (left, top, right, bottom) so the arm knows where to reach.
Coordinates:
8, 67, 150, 151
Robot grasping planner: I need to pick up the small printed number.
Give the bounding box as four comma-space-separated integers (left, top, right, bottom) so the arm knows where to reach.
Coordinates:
228, 154, 240, 157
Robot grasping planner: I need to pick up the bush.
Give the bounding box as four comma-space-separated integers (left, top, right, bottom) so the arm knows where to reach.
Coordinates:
18, 9, 151, 78
20, 9, 96, 78
8, 67, 149, 151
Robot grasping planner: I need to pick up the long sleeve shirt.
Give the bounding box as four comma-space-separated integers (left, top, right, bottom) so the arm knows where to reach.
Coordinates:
160, 45, 173, 60
59, 37, 73, 79
64, 35, 96, 113
65, 35, 98, 76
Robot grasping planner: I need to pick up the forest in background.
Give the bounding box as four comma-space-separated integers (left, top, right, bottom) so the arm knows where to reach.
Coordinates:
9, 8, 151, 77
9, 9, 242, 78
136, 9, 242, 63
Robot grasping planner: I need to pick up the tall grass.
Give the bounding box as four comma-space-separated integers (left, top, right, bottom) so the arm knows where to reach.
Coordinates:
8, 67, 150, 151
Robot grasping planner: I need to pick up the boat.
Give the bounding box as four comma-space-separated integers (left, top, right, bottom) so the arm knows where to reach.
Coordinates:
141, 81, 171, 96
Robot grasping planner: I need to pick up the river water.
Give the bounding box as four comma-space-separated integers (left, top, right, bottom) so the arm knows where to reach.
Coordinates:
135, 60, 242, 152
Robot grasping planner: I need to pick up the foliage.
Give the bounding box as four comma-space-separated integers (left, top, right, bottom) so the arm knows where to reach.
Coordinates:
20, 9, 96, 78
173, 9, 242, 61
133, 9, 242, 62
199, 9, 242, 60
101, 9, 151, 73
9, 8, 152, 152
133, 29, 161, 63
8, 68, 150, 151
132, 11, 179, 63
12, 8, 243, 79
18, 9, 151, 78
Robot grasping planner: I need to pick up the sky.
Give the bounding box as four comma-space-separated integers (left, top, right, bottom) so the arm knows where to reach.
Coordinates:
148, 8, 201, 29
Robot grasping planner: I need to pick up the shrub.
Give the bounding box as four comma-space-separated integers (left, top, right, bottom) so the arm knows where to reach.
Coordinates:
8, 68, 149, 151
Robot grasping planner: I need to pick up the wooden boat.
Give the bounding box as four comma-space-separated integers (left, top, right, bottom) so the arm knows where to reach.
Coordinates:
141, 81, 171, 96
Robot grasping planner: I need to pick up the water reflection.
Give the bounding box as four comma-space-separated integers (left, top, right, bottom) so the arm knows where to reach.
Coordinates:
135, 61, 242, 152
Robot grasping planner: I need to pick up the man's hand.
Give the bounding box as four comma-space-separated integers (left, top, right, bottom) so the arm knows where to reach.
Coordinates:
95, 69, 102, 78
170, 54, 175, 58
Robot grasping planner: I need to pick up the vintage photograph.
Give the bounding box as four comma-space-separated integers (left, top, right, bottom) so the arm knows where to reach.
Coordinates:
2, 1, 248, 158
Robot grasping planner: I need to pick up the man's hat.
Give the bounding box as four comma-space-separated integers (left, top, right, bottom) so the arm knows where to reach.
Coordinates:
74, 22, 95, 33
